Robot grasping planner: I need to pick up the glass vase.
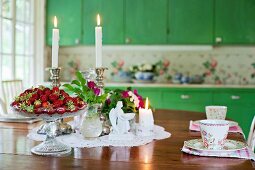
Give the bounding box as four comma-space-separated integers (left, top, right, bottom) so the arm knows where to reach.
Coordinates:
80, 104, 102, 138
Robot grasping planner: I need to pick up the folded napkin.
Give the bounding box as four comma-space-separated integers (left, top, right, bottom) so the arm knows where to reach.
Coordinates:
182, 145, 255, 161
189, 120, 244, 135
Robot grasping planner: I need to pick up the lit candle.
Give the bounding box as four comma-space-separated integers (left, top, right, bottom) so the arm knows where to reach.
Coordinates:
52, 16, 59, 68
139, 98, 154, 129
95, 14, 102, 68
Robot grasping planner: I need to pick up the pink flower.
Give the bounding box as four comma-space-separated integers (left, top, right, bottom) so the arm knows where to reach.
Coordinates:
163, 59, 170, 67
88, 81, 96, 89
122, 91, 129, 98
159, 70, 164, 75
106, 98, 111, 105
211, 59, 218, 68
93, 88, 100, 96
139, 100, 144, 108
118, 60, 124, 68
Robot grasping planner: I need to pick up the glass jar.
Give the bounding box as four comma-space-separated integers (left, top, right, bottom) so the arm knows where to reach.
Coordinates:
80, 104, 102, 138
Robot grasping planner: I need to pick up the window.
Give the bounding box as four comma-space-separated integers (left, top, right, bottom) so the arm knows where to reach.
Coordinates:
0, 0, 35, 88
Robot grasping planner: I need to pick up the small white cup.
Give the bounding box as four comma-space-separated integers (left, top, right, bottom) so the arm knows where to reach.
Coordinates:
206, 106, 227, 120
200, 119, 229, 150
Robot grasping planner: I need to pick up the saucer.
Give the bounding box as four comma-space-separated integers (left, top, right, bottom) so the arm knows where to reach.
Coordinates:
193, 120, 238, 127
184, 139, 246, 152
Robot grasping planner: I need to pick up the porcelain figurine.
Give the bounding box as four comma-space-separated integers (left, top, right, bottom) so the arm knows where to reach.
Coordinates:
109, 101, 135, 140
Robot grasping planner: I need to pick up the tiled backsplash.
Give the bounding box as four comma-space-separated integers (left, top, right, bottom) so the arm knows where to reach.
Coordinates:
45, 46, 255, 85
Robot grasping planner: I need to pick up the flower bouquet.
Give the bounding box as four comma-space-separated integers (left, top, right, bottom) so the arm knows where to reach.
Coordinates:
111, 60, 132, 83
102, 88, 144, 118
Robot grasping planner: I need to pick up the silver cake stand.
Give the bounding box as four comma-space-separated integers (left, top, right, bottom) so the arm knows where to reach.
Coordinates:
12, 108, 86, 156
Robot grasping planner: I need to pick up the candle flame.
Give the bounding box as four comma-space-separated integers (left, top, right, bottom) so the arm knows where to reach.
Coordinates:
97, 14, 100, 26
54, 16, 58, 28
145, 97, 149, 110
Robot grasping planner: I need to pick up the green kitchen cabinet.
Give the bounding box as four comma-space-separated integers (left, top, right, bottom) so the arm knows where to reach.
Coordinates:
168, 0, 213, 44
125, 0, 168, 44
213, 89, 255, 137
161, 88, 213, 112
215, 0, 255, 44
46, 0, 82, 46
83, 0, 124, 44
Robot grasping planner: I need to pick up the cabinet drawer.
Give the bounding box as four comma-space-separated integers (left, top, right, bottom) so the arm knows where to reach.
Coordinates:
162, 91, 212, 104
213, 92, 255, 106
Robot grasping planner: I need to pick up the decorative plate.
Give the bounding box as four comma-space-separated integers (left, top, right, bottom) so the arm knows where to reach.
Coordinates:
193, 120, 238, 127
184, 139, 246, 152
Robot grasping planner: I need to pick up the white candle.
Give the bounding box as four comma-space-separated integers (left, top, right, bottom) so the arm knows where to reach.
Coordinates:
95, 14, 102, 68
139, 98, 154, 129
52, 16, 59, 68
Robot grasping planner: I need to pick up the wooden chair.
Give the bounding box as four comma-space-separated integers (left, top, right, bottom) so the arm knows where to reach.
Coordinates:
247, 116, 255, 151
2, 80, 23, 113
0, 98, 8, 116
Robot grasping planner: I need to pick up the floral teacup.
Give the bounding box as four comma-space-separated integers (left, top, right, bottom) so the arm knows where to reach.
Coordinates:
205, 106, 227, 120
199, 120, 229, 150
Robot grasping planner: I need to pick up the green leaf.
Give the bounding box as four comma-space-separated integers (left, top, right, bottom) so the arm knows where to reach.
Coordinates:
71, 80, 81, 87
63, 84, 75, 91
76, 71, 86, 85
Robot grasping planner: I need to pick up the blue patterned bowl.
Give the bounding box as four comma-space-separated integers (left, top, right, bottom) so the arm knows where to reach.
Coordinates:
135, 72, 154, 81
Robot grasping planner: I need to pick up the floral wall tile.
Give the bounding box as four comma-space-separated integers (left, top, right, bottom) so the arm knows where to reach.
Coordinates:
45, 46, 255, 85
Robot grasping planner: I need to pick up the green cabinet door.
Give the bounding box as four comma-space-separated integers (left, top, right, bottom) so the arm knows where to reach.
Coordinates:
83, 0, 124, 44
46, 0, 82, 46
168, 0, 213, 44
215, 0, 255, 44
125, 0, 168, 44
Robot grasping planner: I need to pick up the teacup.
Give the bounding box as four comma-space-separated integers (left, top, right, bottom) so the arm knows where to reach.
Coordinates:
199, 119, 229, 150
205, 106, 227, 120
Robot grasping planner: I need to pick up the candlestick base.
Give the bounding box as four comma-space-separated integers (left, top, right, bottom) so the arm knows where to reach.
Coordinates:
95, 67, 108, 89
49, 67, 61, 87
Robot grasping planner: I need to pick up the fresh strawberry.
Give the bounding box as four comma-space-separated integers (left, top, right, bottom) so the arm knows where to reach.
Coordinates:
40, 95, 48, 102
34, 100, 42, 108
49, 93, 59, 102
56, 107, 66, 114
60, 90, 69, 98
63, 97, 73, 104
48, 108, 56, 115
36, 89, 44, 96
53, 100, 63, 108
78, 100, 86, 109
26, 100, 32, 106
11, 101, 18, 107
34, 107, 43, 114
43, 88, 51, 96
66, 101, 76, 112
42, 101, 49, 108
52, 86, 59, 93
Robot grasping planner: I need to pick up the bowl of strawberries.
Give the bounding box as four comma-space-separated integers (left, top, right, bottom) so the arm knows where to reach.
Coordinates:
10, 85, 87, 156
11, 85, 87, 120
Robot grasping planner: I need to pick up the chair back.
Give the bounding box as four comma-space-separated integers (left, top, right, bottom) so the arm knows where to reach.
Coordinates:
2, 80, 23, 111
247, 116, 255, 151
0, 98, 7, 116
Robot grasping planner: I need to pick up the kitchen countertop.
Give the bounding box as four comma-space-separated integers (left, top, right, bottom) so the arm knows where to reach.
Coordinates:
106, 82, 255, 89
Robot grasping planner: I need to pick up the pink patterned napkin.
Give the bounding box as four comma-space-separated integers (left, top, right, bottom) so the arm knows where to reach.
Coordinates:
189, 120, 244, 135
181, 145, 255, 160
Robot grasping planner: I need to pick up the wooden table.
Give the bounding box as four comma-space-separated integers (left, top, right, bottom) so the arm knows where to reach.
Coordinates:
0, 110, 254, 170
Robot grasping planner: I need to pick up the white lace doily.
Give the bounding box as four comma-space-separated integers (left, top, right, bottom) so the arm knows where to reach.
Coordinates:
27, 123, 171, 148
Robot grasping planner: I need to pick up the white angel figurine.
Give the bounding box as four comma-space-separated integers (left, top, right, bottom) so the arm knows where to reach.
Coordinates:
109, 101, 135, 138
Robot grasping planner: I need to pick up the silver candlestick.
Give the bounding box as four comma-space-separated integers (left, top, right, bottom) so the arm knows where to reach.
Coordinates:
37, 67, 73, 135
95, 67, 111, 135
